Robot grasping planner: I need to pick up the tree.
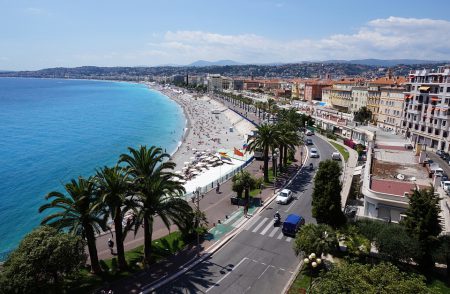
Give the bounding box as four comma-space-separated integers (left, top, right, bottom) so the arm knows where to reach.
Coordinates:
434, 235, 450, 278
293, 224, 338, 257
401, 186, 442, 271
119, 145, 192, 267
353, 106, 372, 124
232, 171, 257, 204
94, 165, 135, 270
0, 226, 85, 294
39, 176, 106, 274
313, 262, 429, 294
375, 223, 420, 264
311, 160, 346, 227
246, 123, 280, 182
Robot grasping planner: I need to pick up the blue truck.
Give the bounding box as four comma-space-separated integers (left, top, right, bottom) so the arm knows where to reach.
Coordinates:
282, 214, 305, 237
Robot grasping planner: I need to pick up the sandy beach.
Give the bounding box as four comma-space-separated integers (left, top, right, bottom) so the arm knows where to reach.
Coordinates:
147, 83, 255, 194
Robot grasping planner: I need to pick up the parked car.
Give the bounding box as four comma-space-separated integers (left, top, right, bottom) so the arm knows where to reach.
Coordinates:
442, 173, 449, 182
282, 214, 305, 236
437, 150, 444, 157
332, 152, 341, 160
306, 138, 313, 145
310, 148, 319, 158
276, 189, 293, 205
442, 152, 450, 161
305, 130, 314, 136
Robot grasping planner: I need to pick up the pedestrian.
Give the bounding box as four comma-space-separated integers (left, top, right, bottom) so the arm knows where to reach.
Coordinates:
216, 182, 220, 193
108, 238, 114, 254
244, 204, 248, 217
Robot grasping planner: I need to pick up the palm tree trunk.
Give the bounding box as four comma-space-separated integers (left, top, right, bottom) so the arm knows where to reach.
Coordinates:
143, 215, 154, 267
85, 223, 102, 274
283, 145, 288, 167
263, 147, 269, 182
279, 145, 284, 171
114, 207, 127, 270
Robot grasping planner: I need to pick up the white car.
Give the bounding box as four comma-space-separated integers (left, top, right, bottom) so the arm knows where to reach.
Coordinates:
310, 148, 319, 158
305, 130, 314, 136
276, 189, 293, 204
441, 181, 450, 192
332, 152, 341, 160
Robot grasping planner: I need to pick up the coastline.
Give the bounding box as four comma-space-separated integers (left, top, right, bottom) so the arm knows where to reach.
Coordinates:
145, 82, 255, 194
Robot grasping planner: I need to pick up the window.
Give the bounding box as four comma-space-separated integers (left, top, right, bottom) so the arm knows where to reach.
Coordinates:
443, 121, 447, 127
447, 87, 450, 92
440, 87, 444, 92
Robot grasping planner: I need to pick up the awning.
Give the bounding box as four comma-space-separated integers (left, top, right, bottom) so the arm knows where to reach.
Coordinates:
419, 86, 430, 91
431, 97, 441, 101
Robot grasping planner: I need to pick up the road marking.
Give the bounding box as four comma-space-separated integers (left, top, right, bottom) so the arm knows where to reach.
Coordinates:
285, 200, 296, 212
252, 217, 268, 233
268, 227, 279, 237
231, 216, 247, 228
257, 265, 272, 280
259, 221, 273, 235
244, 215, 261, 231
205, 257, 248, 293
277, 232, 284, 239
222, 210, 242, 224
286, 237, 292, 242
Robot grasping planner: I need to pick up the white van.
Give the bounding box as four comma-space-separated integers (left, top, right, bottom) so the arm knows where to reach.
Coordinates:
332, 152, 341, 160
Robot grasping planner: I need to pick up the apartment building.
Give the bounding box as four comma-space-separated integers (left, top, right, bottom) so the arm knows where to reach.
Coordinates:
326, 79, 362, 112
305, 80, 333, 102
207, 74, 223, 92
402, 66, 450, 151
377, 86, 406, 133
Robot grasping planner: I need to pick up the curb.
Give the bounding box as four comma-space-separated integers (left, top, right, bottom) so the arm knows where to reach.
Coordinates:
140, 145, 309, 293
282, 258, 305, 294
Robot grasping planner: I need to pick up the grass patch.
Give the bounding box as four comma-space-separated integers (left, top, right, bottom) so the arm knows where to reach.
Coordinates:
288, 268, 311, 294
428, 278, 450, 293
66, 231, 186, 293
329, 141, 349, 162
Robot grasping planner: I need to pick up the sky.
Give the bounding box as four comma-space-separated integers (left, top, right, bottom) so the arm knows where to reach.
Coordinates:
1, 0, 450, 70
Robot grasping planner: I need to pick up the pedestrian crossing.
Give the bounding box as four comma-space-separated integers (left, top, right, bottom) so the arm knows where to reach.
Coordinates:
239, 216, 293, 242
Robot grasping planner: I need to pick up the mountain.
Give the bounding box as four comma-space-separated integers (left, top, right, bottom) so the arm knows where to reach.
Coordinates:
188, 60, 244, 67
322, 59, 448, 67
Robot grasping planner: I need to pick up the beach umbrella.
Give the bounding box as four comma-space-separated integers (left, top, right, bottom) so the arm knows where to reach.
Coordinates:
184, 161, 190, 165
190, 156, 196, 160
174, 171, 182, 174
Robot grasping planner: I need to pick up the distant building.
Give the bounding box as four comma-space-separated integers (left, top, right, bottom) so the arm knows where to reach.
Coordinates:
304, 80, 333, 102
402, 66, 450, 151
377, 86, 406, 133
207, 74, 223, 92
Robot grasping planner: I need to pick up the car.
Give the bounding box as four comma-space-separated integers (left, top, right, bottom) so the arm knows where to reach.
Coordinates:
310, 147, 319, 158
305, 130, 314, 136
276, 189, 293, 204
437, 150, 445, 157
306, 138, 313, 145
332, 152, 341, 160
443, 153, 450, 161
282, 214, 305, 236
442, 181, 450, 192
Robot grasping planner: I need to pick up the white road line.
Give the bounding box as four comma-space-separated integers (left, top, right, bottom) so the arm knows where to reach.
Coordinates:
205, 257, 248, 293
259, 221, 273, 235
222, 210, 242, 224
285, 200, 296, 213
252, 217, 268, 233
268, 227, 279, 237
257, 265, 272, 280
285, 237, 292, 242
231, 217, 247, 228
244, 215, 261, 231
277, 232, 284, 240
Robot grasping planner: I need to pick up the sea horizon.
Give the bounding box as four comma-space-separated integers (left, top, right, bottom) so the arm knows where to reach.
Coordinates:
0, 77, 185, 259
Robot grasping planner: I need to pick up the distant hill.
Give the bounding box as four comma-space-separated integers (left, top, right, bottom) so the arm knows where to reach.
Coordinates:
188, 60, 244, 67
322, 59, 449, 67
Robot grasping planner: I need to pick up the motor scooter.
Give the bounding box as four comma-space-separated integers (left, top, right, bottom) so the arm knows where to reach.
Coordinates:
309, 163, 313, 171
273, 215, 281, 226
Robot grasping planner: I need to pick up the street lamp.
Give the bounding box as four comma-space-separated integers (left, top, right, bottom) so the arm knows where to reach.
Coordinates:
193, 187, 203, 256
303, 253, 322, 294
273, 148, 280, 191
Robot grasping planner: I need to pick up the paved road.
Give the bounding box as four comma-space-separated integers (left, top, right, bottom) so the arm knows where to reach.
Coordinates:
154, 135, 336, 294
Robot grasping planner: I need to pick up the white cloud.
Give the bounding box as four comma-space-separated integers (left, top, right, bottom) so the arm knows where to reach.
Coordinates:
145, 17, 450, 64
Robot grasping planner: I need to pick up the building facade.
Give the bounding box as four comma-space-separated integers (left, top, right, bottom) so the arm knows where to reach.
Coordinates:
377, 86, 405, 133
402, 66, 450, 151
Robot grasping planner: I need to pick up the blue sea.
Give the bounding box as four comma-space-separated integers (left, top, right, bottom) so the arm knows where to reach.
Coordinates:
0, 78, 185, 259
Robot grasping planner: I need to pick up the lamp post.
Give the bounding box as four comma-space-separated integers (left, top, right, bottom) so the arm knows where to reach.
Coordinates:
273, 148, 280, 191
303, 253, 322, 294
193, 187, 203, 256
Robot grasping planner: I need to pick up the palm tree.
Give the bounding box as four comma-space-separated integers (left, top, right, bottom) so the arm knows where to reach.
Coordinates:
119, 145, 192, 267
94, 165, 134, 270
39, 176, 106, 274
247, 124, 280, 182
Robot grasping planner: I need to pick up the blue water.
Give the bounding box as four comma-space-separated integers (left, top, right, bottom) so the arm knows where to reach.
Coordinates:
0, 78, 185, 258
